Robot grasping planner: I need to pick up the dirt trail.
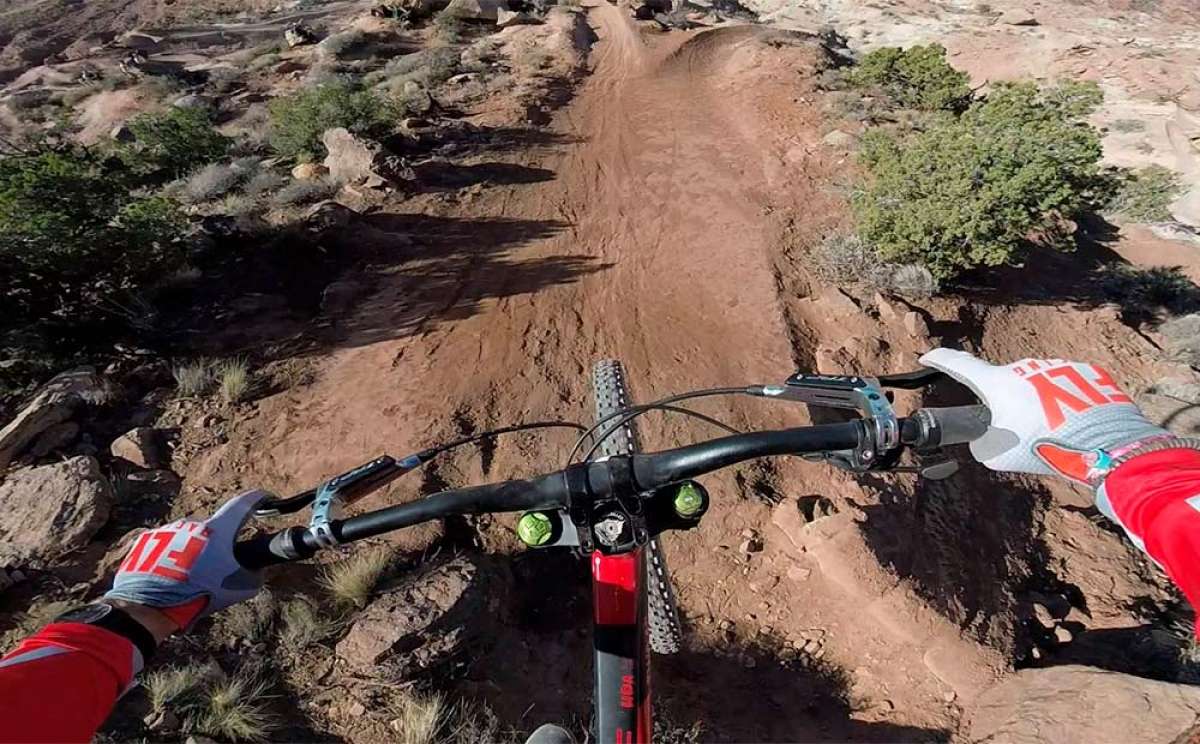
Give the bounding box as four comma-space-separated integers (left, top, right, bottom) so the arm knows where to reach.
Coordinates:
189, 5, 1003, 738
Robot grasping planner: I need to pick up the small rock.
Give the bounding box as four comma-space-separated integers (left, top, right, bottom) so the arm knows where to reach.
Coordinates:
718, 619, 733, 631
787, 565, 812, 582
1053, 625, 1074, 645
496, 8, 540, 27
292, 162, 330, 181
401, 117, 434, 133
738, 537, 763, 555
446, 73, 479, 85
874, 292, 899, 322
110, 124, 134, 142
400, 81, 434, 114
305, 200, 357, 233
802, 638, 821, 654
442, 0, 505, 21
322, 127, 395, 187
1030, 646, 1044, 661
172, 94, 212, 112
110, 427, 162, 469
285, 22, 318, 48
741, 528, 757, 539
943, 690, 957, 703
821, 129, 857, 148
999, 9, 1039, 25
902, 311, 929, 338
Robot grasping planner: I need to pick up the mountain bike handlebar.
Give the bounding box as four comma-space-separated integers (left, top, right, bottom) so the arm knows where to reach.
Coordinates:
233, 405, 989, 570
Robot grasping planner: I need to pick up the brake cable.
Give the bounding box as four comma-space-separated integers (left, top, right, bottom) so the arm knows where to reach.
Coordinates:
256, 420, 587, 516
566, 387, 754, 465
578, 403, 743, 464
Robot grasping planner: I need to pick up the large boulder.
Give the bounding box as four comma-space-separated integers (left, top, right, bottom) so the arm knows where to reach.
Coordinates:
321, 128, 408, 189
0, 456, 114, 568
443, 0, 506, 21
336, 555, 500, 679
0, 367, 107, 471
110, 427, 163, 469
967, 665, 1200, 744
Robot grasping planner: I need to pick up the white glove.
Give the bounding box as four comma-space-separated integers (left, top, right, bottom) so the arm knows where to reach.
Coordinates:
919, 349, 1168, 484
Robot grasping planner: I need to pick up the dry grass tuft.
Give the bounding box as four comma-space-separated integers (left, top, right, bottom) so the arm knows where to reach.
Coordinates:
279, 597, 340, 650
388, 690, 448, 744
173, 359, 213, 396
144, 664, 276, 742
197, 674, 276, 742
216, 357, 252, 403
320, 547, 393, 609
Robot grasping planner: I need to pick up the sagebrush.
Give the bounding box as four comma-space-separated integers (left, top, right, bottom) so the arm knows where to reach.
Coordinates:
853, 80, 1108, 279
847, 44, 972, 112
122, 107, 230, 177
268, 82, 397, 161
1106, 165, 1183, 223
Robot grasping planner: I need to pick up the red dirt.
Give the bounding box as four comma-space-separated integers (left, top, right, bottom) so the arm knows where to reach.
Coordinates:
147, 4, 1191, 741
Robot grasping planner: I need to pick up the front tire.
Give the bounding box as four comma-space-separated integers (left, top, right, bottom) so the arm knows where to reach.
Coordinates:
592, 360, 683, 655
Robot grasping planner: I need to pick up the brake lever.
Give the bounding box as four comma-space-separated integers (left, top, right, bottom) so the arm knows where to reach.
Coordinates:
876, 369, 945, 390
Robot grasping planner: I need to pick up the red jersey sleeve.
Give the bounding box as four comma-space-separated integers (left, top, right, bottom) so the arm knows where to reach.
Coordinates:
1099, 448, 1200, 630
0, 623, 141, 744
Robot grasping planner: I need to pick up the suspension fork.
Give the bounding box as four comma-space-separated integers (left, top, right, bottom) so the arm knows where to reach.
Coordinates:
592, 549, 652, 744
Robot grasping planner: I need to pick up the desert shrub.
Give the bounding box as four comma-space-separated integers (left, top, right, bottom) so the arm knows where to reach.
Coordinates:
1105, 165, 1184, 223
382, 47, 462, 90
320, 547, 393, 609
846, 44, 972, 112
216, 357, 252, 403
268, 81, 396, 161
173, 359, 213, 395
1160, 314, 1200, 366
431, 9, 469, 45
279, 597, 340, 650
183, 163, 243, 203
0, 148, 185, 329
122, 107, 231, 178
244, 169, 288, 196
810, 232, 891, 286
886, 263, 940, 298
272, 178, 337, 206
853, 81, 1107, 279
1096, 264, 1200, 319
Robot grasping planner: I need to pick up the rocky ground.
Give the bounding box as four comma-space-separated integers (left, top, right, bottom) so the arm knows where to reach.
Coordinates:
2, 0, 1200, 742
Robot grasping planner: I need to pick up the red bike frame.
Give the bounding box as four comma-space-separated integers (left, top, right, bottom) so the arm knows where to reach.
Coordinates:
591, 549, 651, 743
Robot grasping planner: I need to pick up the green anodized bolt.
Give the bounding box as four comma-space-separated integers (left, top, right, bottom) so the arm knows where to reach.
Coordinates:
674, 482, 704, 518
517, 511, 554, 546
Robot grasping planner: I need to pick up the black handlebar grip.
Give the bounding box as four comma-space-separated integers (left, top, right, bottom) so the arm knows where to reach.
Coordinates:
922, 405, 992, 447
234, 527, 313, 570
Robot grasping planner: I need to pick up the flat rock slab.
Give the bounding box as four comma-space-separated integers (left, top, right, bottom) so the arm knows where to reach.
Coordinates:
336, 554, 501, 679
968, 665, 1200, 744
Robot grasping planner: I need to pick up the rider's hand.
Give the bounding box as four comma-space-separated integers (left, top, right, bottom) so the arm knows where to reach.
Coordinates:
104, 490, 269, 632
919, 349, 1169, 485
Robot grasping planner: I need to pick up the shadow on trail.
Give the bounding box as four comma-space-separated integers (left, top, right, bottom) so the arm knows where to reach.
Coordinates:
460, 550, 951, 743
412, 161, 557, 189
326, 213, 608, 349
